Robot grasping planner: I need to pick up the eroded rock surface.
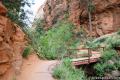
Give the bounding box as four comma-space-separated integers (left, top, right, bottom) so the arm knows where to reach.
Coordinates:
0, 3, 26, 80
43, 0, 120, 36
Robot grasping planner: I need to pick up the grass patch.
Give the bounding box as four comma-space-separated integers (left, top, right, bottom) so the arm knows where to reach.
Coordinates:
53, 58, 86, 80
22, 46, 31, 58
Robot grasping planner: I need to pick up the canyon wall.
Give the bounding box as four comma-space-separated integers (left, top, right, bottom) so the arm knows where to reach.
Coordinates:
43, 0, 120, 36
0, 3, 26, 80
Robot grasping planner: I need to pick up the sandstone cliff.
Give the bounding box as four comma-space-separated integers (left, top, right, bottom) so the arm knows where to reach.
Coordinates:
0, 3, 26, 80
43, 0, 120, 36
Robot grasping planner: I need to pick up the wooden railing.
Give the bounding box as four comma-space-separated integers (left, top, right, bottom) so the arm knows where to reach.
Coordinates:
67, 47, 105, 64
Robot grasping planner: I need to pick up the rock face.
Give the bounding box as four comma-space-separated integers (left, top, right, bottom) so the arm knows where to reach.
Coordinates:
35, 4, 45, 19
43, 0, 120, 36
0, 3, 26, 80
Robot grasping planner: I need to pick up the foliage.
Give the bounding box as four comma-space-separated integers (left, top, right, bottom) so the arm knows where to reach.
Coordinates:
94, 63, 106, 76
87, 33, 120, 49
64, 11, 69, 20
38, 21, 74, 59
34, 19, 45, 34
114, 60, 120, 70
85, 39, 99, 49
80, 0, 95, 12
79, 0, 95, 37
26, 28, 42, 56
86, 32, 120, 76
27, 21, 79, 59
94, 62, 116, 76
100, 49, 116, 62
94, 49, 120, 76
22, 46, 31, 58
106, 35, 120, 48
69, 38, 81, 49
88, 0, 95, 13
117, 29, 120, 35
2, 0, 33, 27
53, 58, 86, 80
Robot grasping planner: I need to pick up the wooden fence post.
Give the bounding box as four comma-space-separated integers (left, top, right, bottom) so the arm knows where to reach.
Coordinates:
88, 48, 91, 64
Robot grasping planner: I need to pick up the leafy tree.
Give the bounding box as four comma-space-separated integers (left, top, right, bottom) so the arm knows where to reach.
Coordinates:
2, 0, 33, 27
34, 19, 45, 34
80, 0, 95, 37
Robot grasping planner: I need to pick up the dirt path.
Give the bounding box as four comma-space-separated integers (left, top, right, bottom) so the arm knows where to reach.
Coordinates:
16, 54, 58, 80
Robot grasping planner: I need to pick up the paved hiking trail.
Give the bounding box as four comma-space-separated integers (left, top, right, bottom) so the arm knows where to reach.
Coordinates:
16, 54, 58, 80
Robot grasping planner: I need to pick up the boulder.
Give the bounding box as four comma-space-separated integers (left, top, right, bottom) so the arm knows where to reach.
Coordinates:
111, 70, 120, 77
107, 60, 114, 65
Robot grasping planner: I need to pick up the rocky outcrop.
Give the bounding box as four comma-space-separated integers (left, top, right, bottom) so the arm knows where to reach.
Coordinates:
35, 4, 45, 19
0, 3, 26, 80
43, 0, 120, 36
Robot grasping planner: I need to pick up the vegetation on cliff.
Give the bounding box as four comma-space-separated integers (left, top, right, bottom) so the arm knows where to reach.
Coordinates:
3, 0, 33, 27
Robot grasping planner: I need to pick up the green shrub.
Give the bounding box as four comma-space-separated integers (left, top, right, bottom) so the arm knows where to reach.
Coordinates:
117, 29, 120, 35
89, 33, 120, 49
34, 19, 45, 34
94, 63, 105, 76
38, 21, 74, 59
26, 20, 82, 59
106, 35, 120, 48
53, 63, 68, 79
94, 49, 120, 76
105, 63, 116, 72
22, 46, 31, 58
53, 58, 86, 80
86, 41, 100, 49
101, 49, 116, 62
115, 60, 120, 70
94, 62, 117, 76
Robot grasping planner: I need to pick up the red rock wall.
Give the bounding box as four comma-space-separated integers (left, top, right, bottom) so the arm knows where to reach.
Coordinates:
43, 0, 120, 36
0, 3, 26, 80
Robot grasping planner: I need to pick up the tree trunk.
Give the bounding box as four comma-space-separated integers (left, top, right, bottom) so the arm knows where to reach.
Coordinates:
88, 10, 92, 37
87, 0, 92, 37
